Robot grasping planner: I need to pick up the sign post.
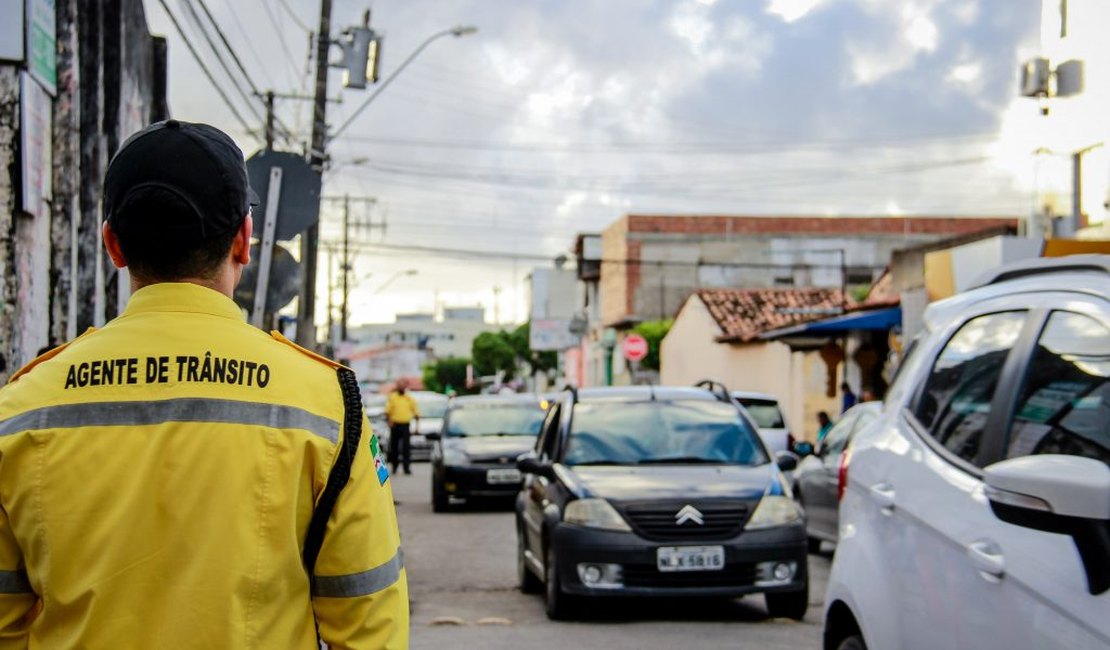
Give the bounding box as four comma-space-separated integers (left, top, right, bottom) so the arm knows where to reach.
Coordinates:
251, 167, 282, 328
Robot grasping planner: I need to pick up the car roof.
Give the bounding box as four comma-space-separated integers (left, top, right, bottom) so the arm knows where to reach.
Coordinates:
449, 394, 543, 407
730, 390, 781, 403
575, 386, 719, 403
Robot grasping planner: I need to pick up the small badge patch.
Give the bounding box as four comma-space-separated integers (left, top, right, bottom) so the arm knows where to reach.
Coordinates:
370, 434, 390, 485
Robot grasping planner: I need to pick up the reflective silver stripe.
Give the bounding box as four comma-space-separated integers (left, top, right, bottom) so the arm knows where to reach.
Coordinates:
313, 549, 404, 598
0, 398, 340, 443
0, 570, 31, 594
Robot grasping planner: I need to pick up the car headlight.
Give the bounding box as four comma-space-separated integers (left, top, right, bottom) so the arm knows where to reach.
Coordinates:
746, 495, 802, 530
563, 498, 631, 532
442, 446, 469, 466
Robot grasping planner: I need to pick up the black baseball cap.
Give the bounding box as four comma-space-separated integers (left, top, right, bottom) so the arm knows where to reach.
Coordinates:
103, 119, 259, 247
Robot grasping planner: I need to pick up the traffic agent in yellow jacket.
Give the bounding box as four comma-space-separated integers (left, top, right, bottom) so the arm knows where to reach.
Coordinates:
0, 283, 409, 648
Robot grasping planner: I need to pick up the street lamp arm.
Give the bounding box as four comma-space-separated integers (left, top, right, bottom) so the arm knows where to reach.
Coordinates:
330, 26, 477, 140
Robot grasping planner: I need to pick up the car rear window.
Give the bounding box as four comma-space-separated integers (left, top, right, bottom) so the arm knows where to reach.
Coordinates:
565, 400, 768, 466
413, 395, 448, 418
445, 405, 545, 437
735, 398, 786, 429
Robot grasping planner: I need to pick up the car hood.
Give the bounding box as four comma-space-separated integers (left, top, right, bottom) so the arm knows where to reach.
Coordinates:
561, 464, 773, 501
448, 435, 537, 460
413, 418, 443, 434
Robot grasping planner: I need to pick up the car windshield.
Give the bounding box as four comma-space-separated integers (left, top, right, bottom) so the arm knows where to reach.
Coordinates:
445, 405, 545, 437
565, 400, 769, 466
735, 398, 786, 429
413, 394, 448, 419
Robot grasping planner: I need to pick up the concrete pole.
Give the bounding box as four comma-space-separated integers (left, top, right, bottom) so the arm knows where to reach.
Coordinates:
296, 0, 333, 348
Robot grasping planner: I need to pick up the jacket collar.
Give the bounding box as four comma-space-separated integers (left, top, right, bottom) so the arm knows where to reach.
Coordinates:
121, 283, 246, 321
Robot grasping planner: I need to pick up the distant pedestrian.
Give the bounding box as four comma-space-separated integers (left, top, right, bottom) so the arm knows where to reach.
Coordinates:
0, 120, 407, 647
386, 379, 420, 474
840, 382, 857, 413
816, 411, 834, 444
861, 387, 877, 402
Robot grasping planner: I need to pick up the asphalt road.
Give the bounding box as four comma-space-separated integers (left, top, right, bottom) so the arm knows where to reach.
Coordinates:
392, 463, 830, 650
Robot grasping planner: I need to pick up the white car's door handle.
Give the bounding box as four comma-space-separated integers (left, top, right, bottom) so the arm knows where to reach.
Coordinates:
868, 483, 896, 513
967, 540, 1005, 582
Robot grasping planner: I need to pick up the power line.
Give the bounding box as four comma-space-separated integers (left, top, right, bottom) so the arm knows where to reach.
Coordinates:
277, 0, 312, 32
220, 0, 278, 89
257, 0, 303, 87
156, 0, 259, 140
178, 0, 262, 122
193, 0, 298, 145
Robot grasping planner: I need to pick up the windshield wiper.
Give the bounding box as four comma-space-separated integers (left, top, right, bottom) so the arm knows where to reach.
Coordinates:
637, 456, 725, 465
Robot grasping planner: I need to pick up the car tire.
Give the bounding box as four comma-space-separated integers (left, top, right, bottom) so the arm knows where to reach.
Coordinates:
764, 584, 808, 620
807, 536, 823, 554
544, 543, 578, 620
518, 530, 543, 594
836, 634, 867, 650
431, 475, 450, 513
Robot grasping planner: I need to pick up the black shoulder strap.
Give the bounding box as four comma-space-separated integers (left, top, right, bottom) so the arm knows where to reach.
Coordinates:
303, 367, 364, 582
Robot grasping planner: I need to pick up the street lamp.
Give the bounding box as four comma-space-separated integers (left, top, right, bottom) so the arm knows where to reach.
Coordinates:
374, 269, 418, 294
331, 25, 479, 139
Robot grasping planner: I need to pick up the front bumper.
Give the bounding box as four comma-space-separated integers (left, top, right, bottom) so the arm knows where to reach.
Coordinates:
550, 522, 807, 598
441, 464, 522, 498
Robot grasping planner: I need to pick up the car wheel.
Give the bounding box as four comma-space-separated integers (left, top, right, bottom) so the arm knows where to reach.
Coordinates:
836, 634, 867, 650
764, 583, 808, 620
544, 543, 577, 620
431, 475, 450, 513
518, 529, 543, 594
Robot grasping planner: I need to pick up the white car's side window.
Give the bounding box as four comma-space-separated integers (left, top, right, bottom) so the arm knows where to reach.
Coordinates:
912, 311, 1028, 466
1006, 311, 1110, 463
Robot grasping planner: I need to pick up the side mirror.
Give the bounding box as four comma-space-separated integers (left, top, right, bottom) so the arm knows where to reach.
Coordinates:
425, 431, 441, 441
985, 455, 1110, 595
775, 451, 798, 472
792, 441, 814, 457
517, 451, 555, 479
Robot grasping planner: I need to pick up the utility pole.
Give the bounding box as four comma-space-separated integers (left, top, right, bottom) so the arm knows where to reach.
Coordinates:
263, 90, 275, 151
341, 195, 350, 341
297, 0, 334, 348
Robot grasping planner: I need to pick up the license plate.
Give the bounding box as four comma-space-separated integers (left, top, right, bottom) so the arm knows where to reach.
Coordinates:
486, 468, 522, 485
657, 546, 725, 572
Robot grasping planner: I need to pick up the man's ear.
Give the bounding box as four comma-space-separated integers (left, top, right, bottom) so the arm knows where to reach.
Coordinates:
232, 214, 253, 265
102, 222, 128, 269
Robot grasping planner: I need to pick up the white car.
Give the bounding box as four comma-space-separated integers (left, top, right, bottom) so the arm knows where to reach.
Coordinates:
824, 255, 1110, 650
731, 391, 792, 454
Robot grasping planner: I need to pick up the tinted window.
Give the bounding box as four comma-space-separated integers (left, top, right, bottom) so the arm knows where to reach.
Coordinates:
413, 394, 448, 418
735, 398, 786, 428
445, 405, 545, 437
564, 400, 768, 466
1007, 312, 1110, 464
913, 311, 1027, 465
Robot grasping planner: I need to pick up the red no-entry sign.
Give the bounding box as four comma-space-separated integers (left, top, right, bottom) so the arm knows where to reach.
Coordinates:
623, 334, 649, 362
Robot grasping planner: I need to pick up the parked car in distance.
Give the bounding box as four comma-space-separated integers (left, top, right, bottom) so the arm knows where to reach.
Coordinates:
516, 385, 807, 621
430, 395, 546, 511
824, 256, 1110, 650
731, 391, 793, 454
790, 401, 881, 552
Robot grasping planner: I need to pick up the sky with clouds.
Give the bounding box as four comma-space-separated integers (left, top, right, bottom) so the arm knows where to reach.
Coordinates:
143, 0, 1047, 327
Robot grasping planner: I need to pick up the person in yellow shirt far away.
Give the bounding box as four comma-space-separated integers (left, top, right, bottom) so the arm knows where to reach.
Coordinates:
385, 379, 420, 475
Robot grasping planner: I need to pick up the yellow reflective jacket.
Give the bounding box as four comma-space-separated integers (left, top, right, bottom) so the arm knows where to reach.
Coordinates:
0, 283, 408, 649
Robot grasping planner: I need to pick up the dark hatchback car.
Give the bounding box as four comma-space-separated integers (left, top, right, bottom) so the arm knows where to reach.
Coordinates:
515, 386, 807, 620
430, 395, 546, 511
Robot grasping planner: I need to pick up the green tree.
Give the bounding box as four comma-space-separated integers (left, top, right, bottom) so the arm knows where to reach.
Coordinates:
422, 357, 472, 394
632, 319, 673, 371
510, 322, 558, 376
471, 331, 518, 378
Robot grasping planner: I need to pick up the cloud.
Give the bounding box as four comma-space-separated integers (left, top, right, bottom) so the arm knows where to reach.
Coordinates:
767, 0, 827, 23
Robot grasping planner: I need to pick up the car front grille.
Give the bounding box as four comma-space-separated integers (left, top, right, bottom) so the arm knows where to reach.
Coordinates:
622, 563, 757, 589
620, 501, 750, 541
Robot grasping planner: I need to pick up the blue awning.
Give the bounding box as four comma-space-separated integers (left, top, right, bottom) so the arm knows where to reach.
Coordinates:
761, 306, 901, 339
